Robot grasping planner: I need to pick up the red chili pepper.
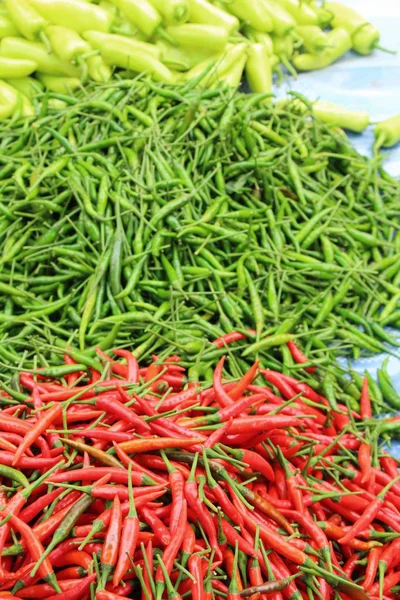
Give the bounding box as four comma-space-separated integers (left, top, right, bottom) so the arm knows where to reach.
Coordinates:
287, 341, 316, 373
213, 331, 254, 348
52, 549, 92, 570
45, 573, 96, 600
369, 570, 400, 596
97, 590, 131, 600
12, 403, 62, 466
134, 454, 190, 479
362, 546, 382, 591
157, 387, 200, 413
100, 494, 122, 587
237, 487, 294, 535
119, 436, 204, 454
228, 361, 259, 401
232, 494, 308, 566
96, 392, 150, 435
160, 452, 185, 538
188, 554, 205, 600
0, 464, 60, 556
14, 578, 91, 599
340, 474, 400, 544
142, 539, 154, 600
140, 505, 170, 547
223, 415, 301, 435
270, 552, 303, 600
112, 348, 139, 382
184, 454, 221, 561
0, 510, 60, 592
19, 487, 65, 523
202, 450, 243, 526
132, 392, 206, 445
226, 545, 242, 600
155, 499, 187, 596
358, 442, 372, 484
316, 520, 377, 551
203, 418, 233, 448
95, 348, 128, 378
276, 447, 304, 514
377, 537, 400, 593
65, 482, 166, 502
0, 413, 33, 436
213, 357, 235, 408
219, 517, 256, 557
49, 466, 158, 487
359, 377, 371, 420
260, 370, 297, 400
379, 454, 398, 479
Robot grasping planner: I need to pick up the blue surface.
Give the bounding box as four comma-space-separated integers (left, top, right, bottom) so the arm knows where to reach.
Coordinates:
275, 1, 400, 453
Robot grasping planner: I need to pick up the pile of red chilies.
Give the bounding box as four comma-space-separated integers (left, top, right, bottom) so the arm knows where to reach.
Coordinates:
0, 341, 399, 600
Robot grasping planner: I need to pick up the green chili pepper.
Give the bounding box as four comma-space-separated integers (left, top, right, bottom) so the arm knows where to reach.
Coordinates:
83, 30, 160, 59
31, 0, 113, 33
166, 24, 228, 52
278, 0, 318, 25
46, 25, 92, 79
1, 37, 80, 76
226, 0, 273, 32
0, 81, 19, 119
296, 25, 329, 53
189, 0, 239, 32
262, 0, 295, 36
325, 2, 381, 55
0, 13, 18, 38
5, 0, 49, 43
374, 114, 400, 149
293, 27, 352, 71
87, 34, 174, 83
242, 333, 294, 356
244, 27, 273, 54
0, 57, 37, 79
37, 75, 82, 94
0, 464, 30, 488
377, 359, 400, 410
111, 0, 162, 36
312, 101, 370, 133
245, 43, 272, 94
149, 0, 189, 24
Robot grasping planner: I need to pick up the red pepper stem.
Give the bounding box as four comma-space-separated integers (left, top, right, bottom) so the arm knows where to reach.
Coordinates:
201, 447, 218, 489
378, 561, 385, 599
276, 446, 293, 478
78, 520, 104, 551
141, 541, 156, 598
158, 557, 178, 599
159, 448, 176, 474
127, 463, 137, 518
187, 452, 199, 482
229, 541, 240, 595
100, 564, 112, 590
134, 564, 152, 600
53, 482, 91, 493
24, 461, 64, 499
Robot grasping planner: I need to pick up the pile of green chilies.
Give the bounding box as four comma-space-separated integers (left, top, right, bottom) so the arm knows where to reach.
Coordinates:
0, 77, 399, 377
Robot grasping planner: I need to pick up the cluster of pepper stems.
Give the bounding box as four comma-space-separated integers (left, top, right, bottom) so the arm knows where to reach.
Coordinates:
0, 334, 399, 600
